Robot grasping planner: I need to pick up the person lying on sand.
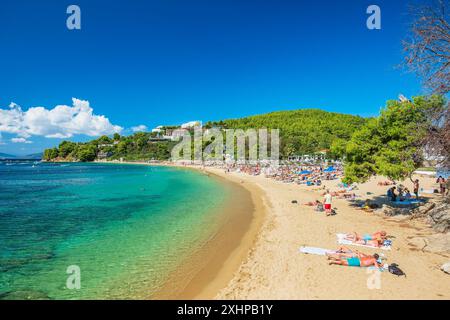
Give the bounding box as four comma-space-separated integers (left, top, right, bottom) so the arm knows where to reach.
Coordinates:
325, 246, 361, 259
338, 193, 356, 200
345, 231, 387, 246
328, 253, 381, 268
303, 200, 324, 212
304, 200, 321, 205
326, 247, 381, 263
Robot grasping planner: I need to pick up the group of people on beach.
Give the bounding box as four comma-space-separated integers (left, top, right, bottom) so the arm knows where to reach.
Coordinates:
222, 161, 344, 186
212, 160, 446, 271
387, 179, 420, 202
327, 231, 389, 268
385, 176, 448, 202
386, 176, 448, 202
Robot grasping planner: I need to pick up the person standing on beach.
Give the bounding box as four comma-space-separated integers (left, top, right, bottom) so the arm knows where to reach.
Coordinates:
323, 190, 332, 216
413, 179, 420, 199
437, 176, 446, 194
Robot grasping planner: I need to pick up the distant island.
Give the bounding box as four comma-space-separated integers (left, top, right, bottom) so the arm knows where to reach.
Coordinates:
0, 152, 43, 160
42, 109, 368, 162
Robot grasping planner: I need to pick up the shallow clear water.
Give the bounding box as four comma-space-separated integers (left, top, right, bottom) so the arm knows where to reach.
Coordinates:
0, 162, 229, 299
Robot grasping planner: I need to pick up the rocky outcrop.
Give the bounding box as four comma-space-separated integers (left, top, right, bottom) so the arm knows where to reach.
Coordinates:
382, 204, 412, 216
427, 201, 450, 233
382, 199, 450, 233
381, 202, 431, 216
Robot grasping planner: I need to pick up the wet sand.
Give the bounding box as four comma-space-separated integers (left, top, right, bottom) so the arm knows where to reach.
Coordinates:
173, 170, 266, 299
117, 162, 267, 300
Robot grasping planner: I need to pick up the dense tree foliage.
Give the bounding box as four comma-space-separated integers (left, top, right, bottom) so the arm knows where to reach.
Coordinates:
206, 109, 368, 156
333, 95, 446, 183
43, 132, 177, 162
44, 109, 369, 162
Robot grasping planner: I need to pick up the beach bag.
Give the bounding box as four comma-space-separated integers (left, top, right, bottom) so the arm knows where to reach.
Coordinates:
388, 263, 406, 277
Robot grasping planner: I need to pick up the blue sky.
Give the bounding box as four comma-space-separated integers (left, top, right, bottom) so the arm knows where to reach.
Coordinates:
0, 0, 426, 155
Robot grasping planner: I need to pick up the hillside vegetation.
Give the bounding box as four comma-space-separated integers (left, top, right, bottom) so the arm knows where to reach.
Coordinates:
206, 109, 369, 155
44, 109, 369, 162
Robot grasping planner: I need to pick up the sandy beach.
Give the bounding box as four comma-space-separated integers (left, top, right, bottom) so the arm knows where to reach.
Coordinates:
106, 161, 450, 299
192, 166, 450, 300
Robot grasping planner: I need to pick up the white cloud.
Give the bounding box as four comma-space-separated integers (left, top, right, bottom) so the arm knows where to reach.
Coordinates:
131, 125, 148, 132
0, 98, 123, 140
11, 137, 32, 144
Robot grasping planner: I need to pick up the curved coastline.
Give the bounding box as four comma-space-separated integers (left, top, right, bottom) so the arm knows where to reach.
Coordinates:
160, 166, 267, 299
112, 161, 269, 299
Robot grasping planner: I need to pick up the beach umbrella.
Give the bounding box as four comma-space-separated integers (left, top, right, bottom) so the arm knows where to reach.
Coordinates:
299, 170, 312, 175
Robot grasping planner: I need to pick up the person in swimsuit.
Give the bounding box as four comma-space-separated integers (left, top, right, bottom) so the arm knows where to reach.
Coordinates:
345, 231, 387, 242
437, 176, 446, 194
355, 238, 383, 247
413, 179, 420, 199
323, 189, 333, 216
325, 246, 373, 260
328, 253, 380, 268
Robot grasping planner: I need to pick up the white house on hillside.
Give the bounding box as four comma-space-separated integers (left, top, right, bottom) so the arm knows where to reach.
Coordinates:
181, 121, 202, 129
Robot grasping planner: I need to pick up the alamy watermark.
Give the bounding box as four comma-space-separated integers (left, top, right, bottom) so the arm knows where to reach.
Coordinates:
367, 5, 381, 30
366, 269, 382, 290
66, 5, 81, 30
65, 5, 380, 31
171, 128, 280, 166
66, 265, 81, 290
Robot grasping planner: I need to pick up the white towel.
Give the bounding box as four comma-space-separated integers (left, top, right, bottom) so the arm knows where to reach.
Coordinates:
299, 246, 335, 256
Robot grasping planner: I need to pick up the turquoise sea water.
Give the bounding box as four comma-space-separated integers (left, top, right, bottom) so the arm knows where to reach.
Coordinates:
0, 162, 230, 299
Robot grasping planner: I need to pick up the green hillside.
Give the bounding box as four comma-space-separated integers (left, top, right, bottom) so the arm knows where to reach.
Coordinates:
43, 109, 369, 162
206, 109, 369, 155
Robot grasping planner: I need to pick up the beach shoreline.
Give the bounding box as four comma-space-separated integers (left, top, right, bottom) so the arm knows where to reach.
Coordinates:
55, 160, 450, 299
113, 161, 270, 300
167, 168, 268, 299
211, 169, 450, 300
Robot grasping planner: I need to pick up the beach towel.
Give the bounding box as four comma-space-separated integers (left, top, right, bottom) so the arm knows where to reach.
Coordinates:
392, 200, 423, 205
299, 246, 335, 256
336, 233, 392, 251
299, 246, 388, 271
